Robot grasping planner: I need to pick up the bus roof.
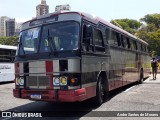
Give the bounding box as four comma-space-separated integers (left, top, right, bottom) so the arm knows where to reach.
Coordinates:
22, 10, 148, 45
0, 44, 17, 50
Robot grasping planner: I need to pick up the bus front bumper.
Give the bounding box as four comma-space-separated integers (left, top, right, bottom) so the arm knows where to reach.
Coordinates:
13, 88, 87, 102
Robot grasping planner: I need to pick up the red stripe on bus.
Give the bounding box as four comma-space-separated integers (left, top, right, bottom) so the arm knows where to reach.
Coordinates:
58, 86, 96, 102
46, 61, 53, 89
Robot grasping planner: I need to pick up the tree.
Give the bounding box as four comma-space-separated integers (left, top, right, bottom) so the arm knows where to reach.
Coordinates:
110, 19, 142, 34
110, 20, 123, 28
140, 14, 160, 28
137, 14, 160, 56
0, 36, 19, 46
110, 14, 160, 56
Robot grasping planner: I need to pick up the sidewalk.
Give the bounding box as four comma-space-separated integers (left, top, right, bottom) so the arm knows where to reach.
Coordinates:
144, 74, 160, 84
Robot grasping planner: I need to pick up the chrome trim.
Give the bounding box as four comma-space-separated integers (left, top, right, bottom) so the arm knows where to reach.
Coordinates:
54, 87, 60, 89
53, 60, 60, 75
68, 86, 80, 90
82, 82, 97, 88
68, 59, 80, 72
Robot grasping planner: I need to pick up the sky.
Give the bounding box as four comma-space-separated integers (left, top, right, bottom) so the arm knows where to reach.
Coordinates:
0, 0, 160, 23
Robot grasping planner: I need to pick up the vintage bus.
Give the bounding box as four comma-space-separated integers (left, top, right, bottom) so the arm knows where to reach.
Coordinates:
13, 11, 150, 105
0, 45, 16, 82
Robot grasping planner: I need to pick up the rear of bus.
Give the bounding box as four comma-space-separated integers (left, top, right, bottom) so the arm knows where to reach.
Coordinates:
13, 12, 87, 102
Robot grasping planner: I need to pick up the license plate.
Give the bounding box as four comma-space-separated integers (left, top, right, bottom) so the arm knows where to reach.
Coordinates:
30, 94, 41, 99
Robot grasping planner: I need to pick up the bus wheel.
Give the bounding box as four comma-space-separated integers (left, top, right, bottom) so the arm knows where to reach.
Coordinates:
94, 76, 104, 106
139, 69, 144, 84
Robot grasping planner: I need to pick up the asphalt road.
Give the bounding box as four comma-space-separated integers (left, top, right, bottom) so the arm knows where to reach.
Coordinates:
0, 74, 160, 120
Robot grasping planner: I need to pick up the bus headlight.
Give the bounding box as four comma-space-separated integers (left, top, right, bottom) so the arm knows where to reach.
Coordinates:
60, 76, 67, 86
53, 77, 60, 86
53, 77, 67, 86
16, 77, 24, 86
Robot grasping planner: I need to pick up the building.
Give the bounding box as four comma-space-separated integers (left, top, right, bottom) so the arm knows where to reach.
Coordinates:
0, 16, 16, 36
55, 4, 71, 12
0, 16, 9, 36
36, 0, 49, 17
6, 19, 15, 36
15, 22, 22, 35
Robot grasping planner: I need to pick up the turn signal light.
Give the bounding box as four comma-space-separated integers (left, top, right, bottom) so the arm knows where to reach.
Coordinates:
70, 78, 78, 84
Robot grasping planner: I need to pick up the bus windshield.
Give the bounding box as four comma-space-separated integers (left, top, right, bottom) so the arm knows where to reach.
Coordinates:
18, 22, 79, 55
18, 27, 41, 55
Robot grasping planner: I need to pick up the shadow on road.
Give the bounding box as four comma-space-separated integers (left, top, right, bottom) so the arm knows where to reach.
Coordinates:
4, 99, 98, 119
1, 81, 140, 119
0, 81, 14, 85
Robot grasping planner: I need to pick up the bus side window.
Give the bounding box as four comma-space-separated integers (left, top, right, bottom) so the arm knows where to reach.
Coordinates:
137, 42, 141, 51
94, 28, 105, 52
141, 44, 146, 52
0, 49, 13, 62
94, 29, 104, 46
127, 38, 130, 49
144, 45, 146, 52
11, 50, 16, 62
82, 24, 94, 52
131, 40, 137, 50
123, 36, 128, 48
116, 32, 121, 46
134, 41, 137, 50
121, 35, 124, 47
130, 39, 133, 50
105, 28, 110, 44
109, 31, 121, 46
145, 46, 148, 53
141, 43, 144, 51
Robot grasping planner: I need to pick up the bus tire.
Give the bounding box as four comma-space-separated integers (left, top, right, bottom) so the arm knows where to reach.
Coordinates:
139, 69, 144, 84
94, 75, 104, 106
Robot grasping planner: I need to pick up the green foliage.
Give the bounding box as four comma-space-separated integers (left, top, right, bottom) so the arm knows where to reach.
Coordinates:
140, 14, 160, 28
137, 14, 160, 56
0, 36, 19, 46
111, 19, 142, 35
140, 24, 158, 32
110, 20, 123, 28
135, 30, 149, 41
111, 14, 160, 56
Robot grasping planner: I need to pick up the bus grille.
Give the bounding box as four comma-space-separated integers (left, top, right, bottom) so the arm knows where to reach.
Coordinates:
26, 76, 50, 89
